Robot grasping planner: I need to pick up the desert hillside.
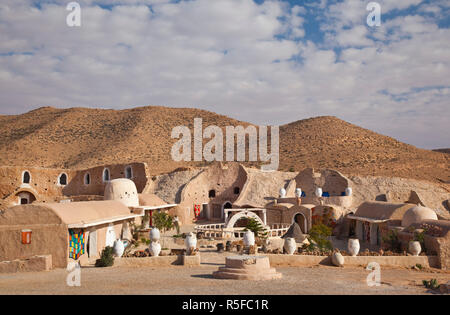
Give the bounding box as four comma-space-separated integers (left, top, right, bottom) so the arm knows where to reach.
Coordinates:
0, 106, 448, 185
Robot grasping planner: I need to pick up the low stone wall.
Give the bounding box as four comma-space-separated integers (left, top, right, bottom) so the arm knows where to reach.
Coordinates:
113, 254, 201, 267
0, 255, 52, 273
267, 254, 439, 268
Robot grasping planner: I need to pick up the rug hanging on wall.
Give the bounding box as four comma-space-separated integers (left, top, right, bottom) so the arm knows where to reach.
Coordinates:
69, 230, 86, 260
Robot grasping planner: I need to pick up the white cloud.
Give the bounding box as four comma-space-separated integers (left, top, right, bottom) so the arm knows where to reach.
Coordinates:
0, 0, 448, 149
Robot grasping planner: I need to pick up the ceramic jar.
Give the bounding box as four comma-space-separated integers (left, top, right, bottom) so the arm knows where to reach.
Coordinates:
284, 237, 297, 255
150, 228, 160, 242
315, 187, 323, 198
348, 238, 360, 257
149, 242, 161, 257
409, 241, 421, 256
331, 252, 345, 267
185, 232, 197, 254
113, 239, 124, 257
243, 230, 255, 247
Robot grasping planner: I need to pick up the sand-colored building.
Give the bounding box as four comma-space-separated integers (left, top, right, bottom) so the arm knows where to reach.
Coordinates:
0, 200, 140, 268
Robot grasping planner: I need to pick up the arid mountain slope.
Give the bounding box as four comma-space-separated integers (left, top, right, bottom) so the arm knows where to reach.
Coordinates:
0, 106, 448, 185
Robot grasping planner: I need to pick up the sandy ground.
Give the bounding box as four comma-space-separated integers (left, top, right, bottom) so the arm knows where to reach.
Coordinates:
0, 250, 448, 295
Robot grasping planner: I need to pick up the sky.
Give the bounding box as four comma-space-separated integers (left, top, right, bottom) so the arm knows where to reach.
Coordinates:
0, 0, 449, 149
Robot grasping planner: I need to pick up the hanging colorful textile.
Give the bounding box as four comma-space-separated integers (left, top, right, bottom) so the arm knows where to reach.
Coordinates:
69, 230, 86, 260
194, 204, 201, 218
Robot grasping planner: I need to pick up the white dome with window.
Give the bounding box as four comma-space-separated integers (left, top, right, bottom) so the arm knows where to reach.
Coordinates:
104, 178, 139, 207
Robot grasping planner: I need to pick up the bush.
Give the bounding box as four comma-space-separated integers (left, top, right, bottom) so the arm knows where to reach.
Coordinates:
95, 246, 115, 267
423, 279, 440, 290
414, 230, 427, 253
244, 218, 268, 239
307, 224, 333, 252
382, 230, 402, 253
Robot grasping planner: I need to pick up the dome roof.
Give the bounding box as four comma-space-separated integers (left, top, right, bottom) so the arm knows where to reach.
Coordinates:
104, 178, 139, 207
401, 205, 438, 227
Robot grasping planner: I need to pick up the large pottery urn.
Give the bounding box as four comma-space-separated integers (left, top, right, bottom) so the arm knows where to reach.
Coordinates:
347, 238, 360, 257
150, 228, 160, 242
284, 238, 297, 255
243, 230, 255, 247
331, 252, 345, 267
149, 242, 161, 257
113, 239, 125, 257
409, 241, 421, 256
185, 232, 197, 255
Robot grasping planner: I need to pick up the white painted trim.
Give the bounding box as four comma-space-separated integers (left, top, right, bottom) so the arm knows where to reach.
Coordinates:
67, 214, 142, 229
131, 204, 178, 211
21, 170, 31, 184
57, 172, 68, 186
347, 215, 389, 224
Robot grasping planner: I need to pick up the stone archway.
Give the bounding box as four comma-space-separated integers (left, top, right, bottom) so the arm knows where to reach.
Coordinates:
292, 212, 308, 233
226, 210, 265, 229
16, 190, 37, 205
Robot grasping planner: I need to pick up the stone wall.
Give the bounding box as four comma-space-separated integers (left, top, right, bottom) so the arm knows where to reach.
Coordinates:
178, 163, 248, 222
0, 162, 151, 210
0, 255, 52, 273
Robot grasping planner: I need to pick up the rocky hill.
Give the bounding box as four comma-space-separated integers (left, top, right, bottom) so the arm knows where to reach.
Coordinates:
0, 106, 448, 186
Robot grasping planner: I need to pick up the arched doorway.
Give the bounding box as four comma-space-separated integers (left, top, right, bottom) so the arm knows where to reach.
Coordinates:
292, 212, 308, 233
226, 211, 265, 229
222, 201, 232, 220
16, 191, 37, 205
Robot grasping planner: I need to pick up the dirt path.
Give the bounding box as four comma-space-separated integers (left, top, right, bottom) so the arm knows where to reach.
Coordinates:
0, 251, 448, 295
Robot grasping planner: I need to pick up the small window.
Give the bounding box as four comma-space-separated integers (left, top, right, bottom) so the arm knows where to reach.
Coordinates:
22, 171, 31, 184
84, 173, 91, 185
208, 190, 216, 198
58, 173, 67, 186
125, 166, 132, 179
103, 168, 110, 182
234, 187, 240, 195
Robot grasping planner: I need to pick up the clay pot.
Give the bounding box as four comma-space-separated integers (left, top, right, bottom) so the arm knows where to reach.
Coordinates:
345, 187, 353, 196
113, 239, 124, 257
315, 188, 323, 198
150, 228, 160, 242
331, 252, 345, 267
185, 232, 197, 251
149, 242, 161, 257
284, 238, 297, 255
348, 238, 360, 257
243, 230, 255, 247
409, 241, 421, 256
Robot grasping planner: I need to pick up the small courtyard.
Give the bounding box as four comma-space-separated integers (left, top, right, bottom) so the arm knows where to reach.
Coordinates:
0, 249, 448, 295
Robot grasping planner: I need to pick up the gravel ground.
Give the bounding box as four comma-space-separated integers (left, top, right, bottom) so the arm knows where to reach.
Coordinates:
0, 251, 448, 295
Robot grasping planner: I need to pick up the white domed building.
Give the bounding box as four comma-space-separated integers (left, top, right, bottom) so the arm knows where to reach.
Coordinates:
104, 178, 139, 208
401, 205, 438, 227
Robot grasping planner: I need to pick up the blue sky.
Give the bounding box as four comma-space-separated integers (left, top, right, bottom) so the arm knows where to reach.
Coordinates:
0, 0, 449, 149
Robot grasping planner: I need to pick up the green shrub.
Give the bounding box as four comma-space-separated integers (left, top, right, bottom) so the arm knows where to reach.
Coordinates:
307, 224, 333, 252
414, 230, 427, 253
422, 279, 440, 290
244, 218, 268, 239
382, 230, 402, 253
95, 246, 115, 267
